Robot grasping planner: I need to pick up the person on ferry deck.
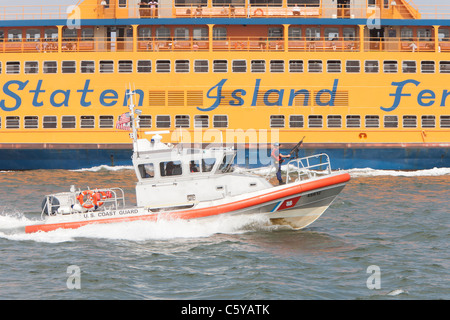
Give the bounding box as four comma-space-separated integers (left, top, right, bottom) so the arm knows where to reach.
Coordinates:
271, 143, 289, 185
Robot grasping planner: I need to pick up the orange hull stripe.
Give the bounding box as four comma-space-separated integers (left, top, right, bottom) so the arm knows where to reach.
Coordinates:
25, 173, 350, 233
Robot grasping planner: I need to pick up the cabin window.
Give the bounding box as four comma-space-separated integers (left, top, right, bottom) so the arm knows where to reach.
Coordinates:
0, 117, 2, 129
306, 27, 320, 41
156, 60, 171, 73
175, 0, 207, 7
193, 27, 208, 40
0, 62, 2, 74
138, 163, 155, 179
175, 60, 190, 73
365, 60, 379, 73
25, 61, 39, 74
43, 61, 57, 73
251, 60, 265, 73
343, 27, 356, 41
118, 60, 133, 73
213, 115, 228, 128
6, 61, 20, 74
384, 115, 398, 128
213, 27, 227, 40
400, 28, 413, 41
175, 115, 190, 128
194, 60, 208, 73
327, 115, 341, 128
81, 61, 95, 73
402, 61, 416, 73
156, 27, 170, 40
189, 160, 200, 174
422, 115, 436, 128
43, 116, 57, 129
288, 27, 302, 40
80, 116, 94, 128
213, 60, 227, 73
174, 28, 189, 40
118, 0, 127, 8
289, 115, 304, 128
289, 60, 303, 73
324, 28, 339, 41
139, 115, 152, 128
365, 115, 379, 128
440, 115, 450, 128
270, 115, 285, 128
384, 60, 398, 73
156, 115, 171, 128
308, 115, 323, 128
194, 115, 209, 128
7, 29, 22, 42
327, 60, 341, 73
439, 61, 450, 73
308, 60, 322, 73
346, 115, 361, 128
24, 116, 38, 129
62, 61, 76, 73
270, 60, 284, 73
62, 116, 76, 128
99, 60, 114, 73
160, 161, 182, 177
421, 61, 435, 73
202, 158, 216, 173
368, 0, 376, 7
403, 115, 417, 128
44, 28, 58, 41
232, 60, 247, 73
137, 60, 151, 73
346, 60, 360, 73
81, 28, 94, 41
268, 27, 283, 41
99, 115, 114, 128
138, 27, 151, 40
26, 29, 40, 42
417, 28, 432, 42
0, 30, 4, 42
62, 28, 77, 41
6, 116, 20, 129
438, 28, 450, 42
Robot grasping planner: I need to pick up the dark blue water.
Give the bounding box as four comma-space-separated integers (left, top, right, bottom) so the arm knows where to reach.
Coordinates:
0, 166, 448, 300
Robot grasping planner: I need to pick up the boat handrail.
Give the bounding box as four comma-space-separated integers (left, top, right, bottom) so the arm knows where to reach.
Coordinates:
285, 153, 332, 183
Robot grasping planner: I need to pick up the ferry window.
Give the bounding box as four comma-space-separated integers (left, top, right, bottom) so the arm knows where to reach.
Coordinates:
0, 62, 2, 74
421, 61, 435, 73
160, 161, 182, 177
343, 28, 356, 41
202, 158, 216, 173
289, 115, 304, 128
100, 60, 114, 73
26, 29, 40, 42
193, 28, 208, 41
346, 60, 360, 73
438, 28, 450, 42
189, 161, 200, 174
6, 61, 20, 74
44, 28, 58, 41
99, 115, 114, 128
324, 28, 339, 41
268, 28, 283, 41
156, 60, 170, 73
194, 115, 209, 128
417, 28, 431, 41
156, 115, 171, 128
62, 116, 76, 128
24, 116, 38, 129
194, 60, 208, 73
440, 115, 450, 128
384, 115, 398, 128
400, 28, 413, 41
213, 27, 227, 41
270, 115, 285, 128
251, 60, 265, 73
232, 60, 247, 73
81, 61, 95, 73
327, 115, 341, 128
43, 116, 57, 129
213, 60, 227, 73
25, 61, 39, 74
270, 60, 284, 73
175, 60, 190, 73
306, 27, 320, 41
384, 60, 398, 73
288, 27, 302, 40
383, 0, 389, 9
80, 116, 95, 129
308, 60, 322, 73
176, 0, 207, 7
175, 115, 190, 128
139, 115, 152, 128
7, 29, 22, 42
327, 60, 341, 73
137, 60, 151, 73
368, 0, 376, 7
6, 116, 20, 129
174, 28, 189, 40
0, 30, 4, 42
402, 61, 416, 73
365, 60, 379, 73
62, 61, 76, 73
213, 115, 228, 128
138, 27, 151, 40
118, 60, 133, 73
365, 115, 379, 128
308, 115, 323, 128
0, 117, 1, 129
81, 28, 94, 41
289, 60, 303, 73
422, 115, 436, 128
138, 163, 154, 179
403, 115, 417, 128
346, 115, 361, 128
43, 61, 57, 74
439, 61, 450, 73
118, 0, 127, 8
62, 28, 77, 41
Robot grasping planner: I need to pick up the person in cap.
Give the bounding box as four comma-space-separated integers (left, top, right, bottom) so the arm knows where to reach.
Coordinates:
271, 142, 289, 185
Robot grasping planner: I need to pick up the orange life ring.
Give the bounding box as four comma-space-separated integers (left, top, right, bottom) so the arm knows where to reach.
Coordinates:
254, 8, 263, 16
234, 41, 244, 49
77, 190, 95, 209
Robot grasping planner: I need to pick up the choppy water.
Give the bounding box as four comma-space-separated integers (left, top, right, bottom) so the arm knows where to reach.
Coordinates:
0, 166, 448, 301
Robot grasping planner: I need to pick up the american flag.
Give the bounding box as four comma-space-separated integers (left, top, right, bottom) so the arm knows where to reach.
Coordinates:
116, 112, 131, 131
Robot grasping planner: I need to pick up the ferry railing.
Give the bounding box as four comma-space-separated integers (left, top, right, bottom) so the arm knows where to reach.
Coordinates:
285, 154, 332, 184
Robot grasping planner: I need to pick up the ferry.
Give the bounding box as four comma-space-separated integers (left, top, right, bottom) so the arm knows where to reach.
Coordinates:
0, 0, 449, 170
24, 95, 350, 233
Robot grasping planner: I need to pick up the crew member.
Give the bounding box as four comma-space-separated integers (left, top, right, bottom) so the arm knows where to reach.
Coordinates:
271, 142, 289, 185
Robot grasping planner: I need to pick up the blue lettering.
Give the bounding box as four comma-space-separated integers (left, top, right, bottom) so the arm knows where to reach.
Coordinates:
0, 80, 29, 112
381, 79, 420, 112
29, 80, 45, 107
123, 89, 144, 106
229, 89, 246, 106
199, 79, 227, 112
315, 79, 339, 106
77, 79, 93, 107
288, 89, 310, 106
50, 90, 70, 107
263, 89, 284, 106
417, 90, 435, 107
441, 90, 450, 107
100, 90, 118, 107
251, 79, 261, 107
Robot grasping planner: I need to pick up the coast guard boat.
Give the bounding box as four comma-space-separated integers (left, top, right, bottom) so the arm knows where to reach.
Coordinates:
25, 94, 350, 234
